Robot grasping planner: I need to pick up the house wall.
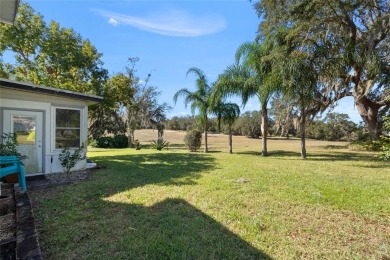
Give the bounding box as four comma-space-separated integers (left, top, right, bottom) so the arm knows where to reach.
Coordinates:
0, 88, 89, 174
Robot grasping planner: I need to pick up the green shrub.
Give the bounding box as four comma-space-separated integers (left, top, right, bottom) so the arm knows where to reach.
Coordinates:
184, 130, 202, 152
95, 137, 115, 148
151, 138, 169, 151
379, 116, 390, 161
0, 132, 27, 160
113, 135, 128, 148
58, 146, 86, 174
89, 139, 97, 148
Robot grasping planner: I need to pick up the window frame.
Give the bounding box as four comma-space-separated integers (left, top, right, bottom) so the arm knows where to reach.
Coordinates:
52, 106, 84, 151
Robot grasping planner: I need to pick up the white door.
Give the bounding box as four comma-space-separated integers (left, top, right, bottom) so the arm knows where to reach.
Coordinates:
3, 110, 43, 174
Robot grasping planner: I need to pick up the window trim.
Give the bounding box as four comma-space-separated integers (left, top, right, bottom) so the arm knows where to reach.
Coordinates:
52, 106, 84, 151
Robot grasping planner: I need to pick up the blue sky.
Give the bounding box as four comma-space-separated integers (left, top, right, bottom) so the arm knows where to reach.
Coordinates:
25, 0, 361, 122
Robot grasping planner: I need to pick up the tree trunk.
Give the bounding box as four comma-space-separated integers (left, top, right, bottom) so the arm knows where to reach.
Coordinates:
218, 115, 222, 133
261, 105, 268, 156
204, 114, 208, 153
355, 96, 380, 141
300, 110, 307, 159
128, 129, 135, 148
228, 125, 233, 154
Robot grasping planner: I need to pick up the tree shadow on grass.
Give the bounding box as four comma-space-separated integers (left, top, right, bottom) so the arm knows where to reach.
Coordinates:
236, 150, 301, 157
90, 198, 271, 259
33, 152, 271, 259
236, 151, 263, 156
166, 143, 187, 149
90, 153, 215, 192
308, 152, 379, 162
322, 144, 349, 149
236, 149, 381, 162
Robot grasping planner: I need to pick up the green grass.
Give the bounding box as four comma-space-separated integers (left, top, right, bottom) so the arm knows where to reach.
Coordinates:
31, 130, 390, 259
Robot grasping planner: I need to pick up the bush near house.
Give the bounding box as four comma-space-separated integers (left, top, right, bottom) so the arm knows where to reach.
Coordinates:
113, 135, 129, 148
93, 135, 129, 148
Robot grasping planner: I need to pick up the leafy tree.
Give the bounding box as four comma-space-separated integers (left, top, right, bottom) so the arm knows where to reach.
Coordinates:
127, 81, 171, 143
0, 3, 45, 82
0, 3, 104, 94
232, 111, 262, 138
270, 94, 295, 138
306, 120, 327, 141
166, 116, 198, 131
261, 28, 334, 158
88, 68, 128, 140
323, 113, 357, 141
108, 58, 170, 146
173, 67, 212, 153
255, 0, 390, 141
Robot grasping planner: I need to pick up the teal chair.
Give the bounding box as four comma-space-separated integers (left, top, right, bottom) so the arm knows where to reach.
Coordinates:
0, 156, 27, 192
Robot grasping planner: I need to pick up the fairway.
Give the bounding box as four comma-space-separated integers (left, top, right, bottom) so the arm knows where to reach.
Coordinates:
31, 130, 390, 259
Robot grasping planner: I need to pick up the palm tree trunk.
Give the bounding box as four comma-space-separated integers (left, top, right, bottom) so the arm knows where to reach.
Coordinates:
228, 125, 233, 154
261, 105, 268, 156
300, 109, 307, 159
204, 114, 208, 153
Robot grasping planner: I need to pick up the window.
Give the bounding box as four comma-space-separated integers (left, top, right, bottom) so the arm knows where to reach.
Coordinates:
55, 108, 81, 148
12, 115, 36, 144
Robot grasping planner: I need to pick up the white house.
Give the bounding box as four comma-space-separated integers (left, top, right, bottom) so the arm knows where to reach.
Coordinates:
0, 78, 102, 175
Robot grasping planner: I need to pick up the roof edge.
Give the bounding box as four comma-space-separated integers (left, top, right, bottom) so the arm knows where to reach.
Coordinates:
0, 78, 103, 105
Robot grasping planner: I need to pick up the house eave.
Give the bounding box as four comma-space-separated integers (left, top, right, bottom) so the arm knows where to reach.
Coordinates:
0, 0, 20, 25
0, 78, 103, 105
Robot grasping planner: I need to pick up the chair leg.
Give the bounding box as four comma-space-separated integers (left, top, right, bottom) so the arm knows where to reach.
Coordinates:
18, 166, 27, 192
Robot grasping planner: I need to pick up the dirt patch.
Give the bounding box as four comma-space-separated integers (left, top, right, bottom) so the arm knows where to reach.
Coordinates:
44, 170, 89, 184
0, 213, 16, 241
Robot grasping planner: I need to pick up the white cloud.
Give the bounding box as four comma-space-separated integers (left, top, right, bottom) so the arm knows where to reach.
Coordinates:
108, 18, 119, 26
93, 8, 226, 37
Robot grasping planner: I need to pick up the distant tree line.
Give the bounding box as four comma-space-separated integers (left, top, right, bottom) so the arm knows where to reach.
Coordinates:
165, 111, 368, 143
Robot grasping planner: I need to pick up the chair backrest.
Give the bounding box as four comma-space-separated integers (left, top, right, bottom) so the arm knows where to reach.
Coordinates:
0, 156, 21, 178
0, 156, 20, 164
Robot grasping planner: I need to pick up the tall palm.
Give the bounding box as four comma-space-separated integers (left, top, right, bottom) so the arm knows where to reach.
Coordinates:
209, 88, 240, 153
275, 51, 320, 159
216, 41, 280, 156
221, 103, 240, 154
173, 67, 211, 153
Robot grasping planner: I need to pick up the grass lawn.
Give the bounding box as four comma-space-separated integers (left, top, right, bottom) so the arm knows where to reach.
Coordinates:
31, 130, 389, 259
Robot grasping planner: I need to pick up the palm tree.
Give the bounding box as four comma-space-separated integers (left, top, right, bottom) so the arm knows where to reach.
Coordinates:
216, 40, 281, 156
209, 88, 240, 153
275, 52, 321, 159
221, 103, 240, 154
173, 67, 211, 153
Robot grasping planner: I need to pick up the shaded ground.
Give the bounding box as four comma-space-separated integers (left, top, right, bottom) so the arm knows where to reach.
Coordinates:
29, 131, 389, 259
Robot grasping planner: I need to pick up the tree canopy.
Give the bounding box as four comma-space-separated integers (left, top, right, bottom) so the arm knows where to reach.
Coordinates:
254, 0, 390, 140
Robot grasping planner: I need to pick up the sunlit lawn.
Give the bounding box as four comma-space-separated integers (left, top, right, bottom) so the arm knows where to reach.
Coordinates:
31, 130, 390, 259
